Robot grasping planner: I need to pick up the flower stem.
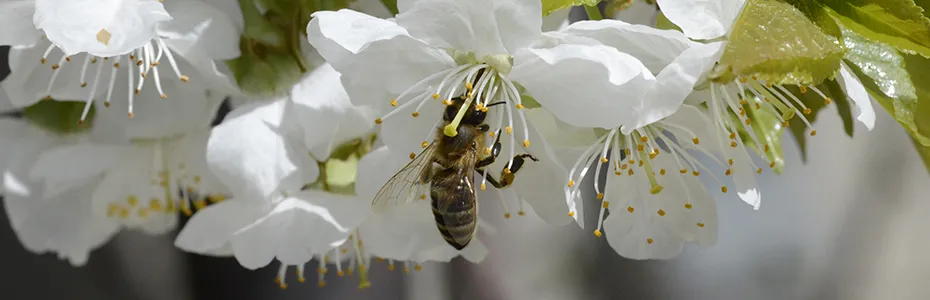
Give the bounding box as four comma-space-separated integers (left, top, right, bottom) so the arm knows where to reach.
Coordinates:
585, 5, 603, 21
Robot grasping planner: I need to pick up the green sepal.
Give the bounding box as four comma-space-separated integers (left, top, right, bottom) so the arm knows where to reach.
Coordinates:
542, 0, 600, 16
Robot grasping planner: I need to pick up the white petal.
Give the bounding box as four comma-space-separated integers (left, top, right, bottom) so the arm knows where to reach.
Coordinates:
838, 63, 876, 130
396, 0, 542, 57
0, 0, 42, 47
509, 123, 577, 226
561, 20, 691, 73
175, 200, 263, 255
159, 0, 241, 60
621, 41, 725, 134
289, 64, 376, 159
33, 0, 172, 56
95, 80, 224, 139
1, 42, 93, 107
510, 43, 655, 129
656, 0, 746, 40
29, 143, 133, 184
206, 100, 305, 202
359, 201, 452, 261
541, 6, 570, 32
201, 0, 244, 32
306, 9, 455, 110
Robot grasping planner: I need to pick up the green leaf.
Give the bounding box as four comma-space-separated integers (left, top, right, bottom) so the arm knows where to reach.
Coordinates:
782, 81, 854, 162
743, 96, 786, 174
239, 0, 283, 46
381, 0, 399, 14
914, 138, 930, 174
837, 22, 930, 145
225, 38, 304, 97
542, 0, 599, 16
655, 11, 682, 32
902, 54, 930, 144
716, 0, 845, 85
819, 0, 930, 57
22, 100, 95, 134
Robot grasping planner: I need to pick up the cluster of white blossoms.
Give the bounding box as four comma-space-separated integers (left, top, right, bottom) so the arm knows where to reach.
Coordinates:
0, 0, 892, 290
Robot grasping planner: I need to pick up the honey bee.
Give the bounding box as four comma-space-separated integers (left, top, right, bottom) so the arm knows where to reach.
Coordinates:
371, 95, 538, 250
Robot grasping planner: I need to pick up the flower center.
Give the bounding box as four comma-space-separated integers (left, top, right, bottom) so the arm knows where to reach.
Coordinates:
374, 60, 531, 173
39, 36, 190, 124
104, 140, 223, 222
565, 120, 730, 237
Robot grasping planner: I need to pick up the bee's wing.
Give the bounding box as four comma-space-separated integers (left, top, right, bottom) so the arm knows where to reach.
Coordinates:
371, 142, 438, 213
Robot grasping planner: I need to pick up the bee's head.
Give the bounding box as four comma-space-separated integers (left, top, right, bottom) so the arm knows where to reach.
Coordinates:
443, 96, 487, 125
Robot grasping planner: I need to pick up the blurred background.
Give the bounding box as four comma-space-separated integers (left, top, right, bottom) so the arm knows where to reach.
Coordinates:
2, 3, 929, 300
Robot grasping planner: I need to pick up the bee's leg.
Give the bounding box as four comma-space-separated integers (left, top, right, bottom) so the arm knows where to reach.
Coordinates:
494, 154, 540, 187
478, 168, 505, 189
475, 130, 503, 169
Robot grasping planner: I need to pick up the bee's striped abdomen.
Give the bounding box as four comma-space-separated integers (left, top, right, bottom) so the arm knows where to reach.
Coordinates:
430, 171, 477, 250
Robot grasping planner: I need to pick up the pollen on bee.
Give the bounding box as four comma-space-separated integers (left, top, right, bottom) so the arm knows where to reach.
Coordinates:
409, 152, 416, 160
523, 140, 530, 148
489, 131, 496, 138
374, 118, 383, 124
411, 112, 420, 117
596, 193, 604, 200
390, 99, 398, 107
692, 137, 700, 145
593, 229, 602, 237
503, 168, 512, 174
484, 147, 491, 155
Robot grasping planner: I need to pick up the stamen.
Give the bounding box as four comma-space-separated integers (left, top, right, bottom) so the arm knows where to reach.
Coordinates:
79, 55, 92, 87
105, 58, 120, 107
44, 54, 68, 96
79, 60, 104, 125
41, 44, 55, 63
156, 38, 186, 81
276, 264, 288, 289
127, 57, 135, 118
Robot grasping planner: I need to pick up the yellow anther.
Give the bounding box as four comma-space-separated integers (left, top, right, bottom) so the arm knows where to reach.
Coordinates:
693, 171, 700, 176
692, 137, 700, 145
40, 58, 47, 64
614, 171, 621, 175
596, 193, 604, 200
637, 144, 645, 151
685, 203, 693, 209
480, 183, 486, 190
422, 141, 429, 148
810, 130, 817, 136
627, 206, 634, 213
390, 99, 398, 107
181, 75, 190, 82
764, 144, 770, 153
697, 222, 706, 228
593, 229, 602, 237
376, 257, 385, 262
442, 99, 453, 105
803, 108, 812, 115
409, 152, 416, 160
182, 206, 193, 216
740, 77, 748, 83
415, 265, 422, 271
649, 152, 658, 159
657, 209, 666, 217
160, 94, 168, 100
279, 283, 287, 289
782, 121, 790, 127
137, 208, 148, 218
128, 112, 135, 119
621, 164, 628, 170
504, 213, 511, 219
765, 82, 773, 88
755, 103, 761, 110
208, 194, 226, 203
600, 157, 608, 163
757, 168, 763, 174
729, 132, 736, 140
568, 211, 576, 217
119, 207, 129, 219
769, 162, 776, 168
721, 186, 728, 193
825, 98, 832, 104
638, 160, 643, 167
403, 267, 410, 274
127, 195, 139, 207
194, 199, 207, 210
660, 169, 666, 175
466, 92, 473, 98
419, 194, 426, 200
318, 267, 327, 274
274, 277, 281, 284
374, 118, 383, 124
730, 141, 738, 148
51, 64, 60, 70
567, 180, 575, 187
739, 108, 746, 116
646, 238, 654, 244
680, 169, 687, 174
317, 281, 326, 287
484, 147, 491, 155
503, 168, 512, 174
523, 140, 530, 148
505, 126, 512, 135
800, 86, 808, 94
149, 199, 162, 211
725, 169, 732, 176
740, 98, 748, 105
411, 111, 420, 117
628, 169, 634, 176
518, 211, 525, 216
744, 118, 751, 125
640, 136, 648, 143
466, 83, 473, 90
515, 103, 525, 109
338, 270, 345, 277
727, 159, 734, 166
433, 93, 440, 99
